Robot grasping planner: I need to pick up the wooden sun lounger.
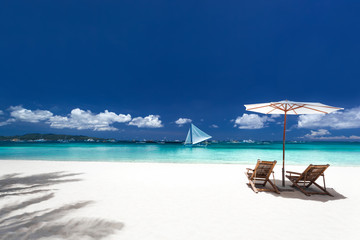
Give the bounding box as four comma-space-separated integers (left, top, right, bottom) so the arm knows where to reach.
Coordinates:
245, 160, 280, 194
286, 164, 333, 197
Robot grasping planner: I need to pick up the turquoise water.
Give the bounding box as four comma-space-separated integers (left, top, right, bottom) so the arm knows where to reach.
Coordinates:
0, 142, 359, 166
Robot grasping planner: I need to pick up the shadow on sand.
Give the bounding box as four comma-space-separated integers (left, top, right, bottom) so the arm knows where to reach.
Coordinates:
0, 172, 82, 198
0, 172, 123, 240
247, 179, 346, 202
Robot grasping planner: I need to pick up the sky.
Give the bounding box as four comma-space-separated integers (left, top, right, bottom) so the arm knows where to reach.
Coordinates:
1, 0, 360, 141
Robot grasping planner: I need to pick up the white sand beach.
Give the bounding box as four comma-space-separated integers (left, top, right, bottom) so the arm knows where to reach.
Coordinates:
0, 160, 358, 240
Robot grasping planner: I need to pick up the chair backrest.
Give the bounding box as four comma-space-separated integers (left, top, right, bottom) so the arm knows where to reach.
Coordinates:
297, 164, 330, 182
251, 160, 277, 180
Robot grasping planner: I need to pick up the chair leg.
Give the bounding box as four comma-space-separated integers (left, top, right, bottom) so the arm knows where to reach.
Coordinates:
292, 181, 311, 196
262, 180, 267, 186
267, 179, 280, 194
245, 172, 259, 194
249, 180, 259, 193
313, 182, 334, 197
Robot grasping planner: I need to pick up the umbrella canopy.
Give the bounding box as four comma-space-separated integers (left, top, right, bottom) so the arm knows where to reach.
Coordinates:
245, 100, 343, 187
245, 100, 342, 115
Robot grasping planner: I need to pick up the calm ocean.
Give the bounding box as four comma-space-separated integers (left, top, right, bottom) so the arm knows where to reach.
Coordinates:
0, 142, 359, 166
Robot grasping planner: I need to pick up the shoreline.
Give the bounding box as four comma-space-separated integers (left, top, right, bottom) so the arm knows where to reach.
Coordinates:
0, 160, 358, 240
1, 158, 359, 167
1, 141, 359, 167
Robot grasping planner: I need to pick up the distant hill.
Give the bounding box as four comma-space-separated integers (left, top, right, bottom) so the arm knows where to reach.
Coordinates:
0, 133, 115, 142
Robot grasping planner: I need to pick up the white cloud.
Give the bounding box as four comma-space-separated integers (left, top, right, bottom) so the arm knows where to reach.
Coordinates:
0, 110, 3, 115
0, 105, 166, 131
307, 135, 360, 140
271, 114, 281, 118
304, 129, 330, 138
5, 106, 132, 131
298, 107, 360, 129
129, 115, 163, 128
0, 118, 16, 126
48, 108, 131, 131
233, 114, 271, 129
10, 106, 53, 123
210, 124, 219, 128
303, 129, 360, 140
267, 114, 282, 122
175, 118, 192, 126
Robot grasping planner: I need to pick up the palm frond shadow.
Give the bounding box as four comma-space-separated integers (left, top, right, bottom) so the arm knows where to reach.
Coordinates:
0, 172, 123, 240
0, 172, 82, 198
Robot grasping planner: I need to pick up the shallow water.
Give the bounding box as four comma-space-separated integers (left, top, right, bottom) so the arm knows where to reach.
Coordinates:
0, 142, 359, 166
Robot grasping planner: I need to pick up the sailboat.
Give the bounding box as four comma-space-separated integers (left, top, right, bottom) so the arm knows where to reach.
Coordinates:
184, 123, 212, 146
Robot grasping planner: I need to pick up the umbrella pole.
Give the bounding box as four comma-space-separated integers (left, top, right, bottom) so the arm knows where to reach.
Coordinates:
282, 112, 287, 187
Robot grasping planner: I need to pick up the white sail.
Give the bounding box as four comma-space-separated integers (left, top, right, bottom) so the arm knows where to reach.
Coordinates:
184, 124, 212, 145
191, 124, 211, 144
185, 129, 192, 144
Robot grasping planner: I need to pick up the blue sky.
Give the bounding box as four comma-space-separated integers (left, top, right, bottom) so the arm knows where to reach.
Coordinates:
1, 1, 360, 141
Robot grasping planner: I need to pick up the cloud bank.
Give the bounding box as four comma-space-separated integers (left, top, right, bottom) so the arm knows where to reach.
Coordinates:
303, 129, 360, 140
175, 118, 192, 127
0, 119, 15, 126
304, 129, 330, 138
312, 135, 360, 140
10, 106, 53, 123
1, 106, 164, 131
128, 115, 163, 128
48, 108, 131, 131
233, 114, 277, 129
298, 107, 360, 129
304, 129, 360, 141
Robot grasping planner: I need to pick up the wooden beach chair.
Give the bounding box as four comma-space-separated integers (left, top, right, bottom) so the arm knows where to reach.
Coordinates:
245, 160, 280, 194
286, 164, 333, 197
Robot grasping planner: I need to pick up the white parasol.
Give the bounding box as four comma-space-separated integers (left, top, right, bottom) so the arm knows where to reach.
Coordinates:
245, 100, 343, 187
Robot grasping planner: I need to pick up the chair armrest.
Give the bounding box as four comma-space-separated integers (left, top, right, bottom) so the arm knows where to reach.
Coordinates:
286, 171, 301, 175
246, 168, 254, 172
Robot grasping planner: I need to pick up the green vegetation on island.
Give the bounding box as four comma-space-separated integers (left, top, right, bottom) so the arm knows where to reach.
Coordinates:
0, 133, 115, 142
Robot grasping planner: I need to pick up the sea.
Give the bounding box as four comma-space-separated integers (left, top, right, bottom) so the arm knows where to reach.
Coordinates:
0, 142, 359, 166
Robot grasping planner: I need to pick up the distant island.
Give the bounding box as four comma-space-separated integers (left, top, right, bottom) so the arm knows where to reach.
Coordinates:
0, 133, 116, 143
0, 133, 183, 143
0, 134, 356, 143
